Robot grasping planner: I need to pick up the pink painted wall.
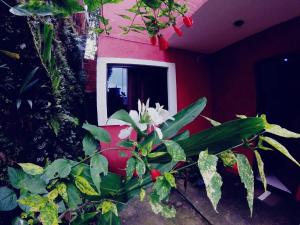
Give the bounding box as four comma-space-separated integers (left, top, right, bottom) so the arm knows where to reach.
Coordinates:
210, 17, 300, 122
97, 36, 213, 134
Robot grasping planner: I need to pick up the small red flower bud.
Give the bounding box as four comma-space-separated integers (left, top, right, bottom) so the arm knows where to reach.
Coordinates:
172, 25, 183, 37
183, 16, 193, 28
150, 35, 157, 45
150, 169, 161, 182
158, 35, 169, 51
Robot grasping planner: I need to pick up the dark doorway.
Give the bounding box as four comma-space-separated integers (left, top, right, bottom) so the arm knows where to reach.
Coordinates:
255, 54, 300, 193
106, 64, 168, 117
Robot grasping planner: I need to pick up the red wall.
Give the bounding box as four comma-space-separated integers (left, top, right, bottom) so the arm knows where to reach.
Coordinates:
210, 17, 300, 122
97, 36, 213, 134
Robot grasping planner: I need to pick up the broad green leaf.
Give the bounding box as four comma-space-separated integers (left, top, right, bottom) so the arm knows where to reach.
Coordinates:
22, 175, 48, 194
143, 97, 207, 146
8, 167, 25, 189
260, 136, 300, 166
90, 153, 108, 193
99, 201, 118, 216
83, 134, 99, 157
152, 176, 171, 201
126, 158, 136, 179
142, 0, 162, 9
0, 187, 17, 211
171, 130, 190, 142
262, 114, 300, 138
45, 159, 72, 180
18, 195, 48, 212
218, 150, 237, 167
75, 176, 99, 196
48, 189, 59, 202
254, 151, 267, 192
66, 184, 82, 209
140, 188, 146, 201
39, 202, 59, 225
198, 151, 222, 211
18, 163, 43, 176
163, 140, 186, 162
118, 139, 135, 148
98, 210, 121, 225
84, 0, 101, 11
136, 159, 146, 177
236, 154, 254, 217
150, 117, 265, 163
82, 122, 111, 143
164, 172, 176, 188
201, 115, 221, 126
57, 183, 68, 203
109, 110, 145, 137
149, 192, 176, 218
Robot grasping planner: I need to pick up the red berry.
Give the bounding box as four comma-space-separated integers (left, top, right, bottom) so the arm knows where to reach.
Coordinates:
172, 25, 183, 37
150, 169, 161, 182
150, 35, 157, 45
158, 35, 169, 51
183, 16, 193, 28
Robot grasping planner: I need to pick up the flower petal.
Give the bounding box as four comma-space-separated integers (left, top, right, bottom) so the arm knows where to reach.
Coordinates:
119, 127, 133, 139
154, 127, 163, 139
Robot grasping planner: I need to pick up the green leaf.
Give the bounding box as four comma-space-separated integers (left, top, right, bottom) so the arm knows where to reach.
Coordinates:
90, 153, 108, 193
82, 122, 111, 143
149, 192, 176, 218
198, 150, 222, 211
18, 163, 44, 175
218, 150, 237, 167
84, 0, 101, 11
98, 210, 121, 225
171, 130, 190, 142
164, 172, 176, 188
260, 136, 300, 166
109, 110, 145, 137
147, 152, 168, 158
143, 97, 207, 146
83, 134, 99, 157
22, 175, 48, 194
126, 158, 136, 179
142, 0, 162, 9
39, 202, 59, 225
119, 14, 131, 20
17, 194, 48, 212
66, 184, 82, 209
201, 115, 221, 126
75, 176, 99, 196
45, 159, 72, 180
152, 176, 171, 201
236, 154, 254, 217
118, 139, 135, 148
163, 140, 186, 162
57, 183, 68, 203
262, 114, 300, 138
136, 159, 146, 178
0, 187, 17, 211
140, 188, 146, 201
254, 150, 267, 192
8, 167, 25, 189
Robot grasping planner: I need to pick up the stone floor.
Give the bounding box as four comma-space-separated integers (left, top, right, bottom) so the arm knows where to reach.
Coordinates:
120, 176, 300, 225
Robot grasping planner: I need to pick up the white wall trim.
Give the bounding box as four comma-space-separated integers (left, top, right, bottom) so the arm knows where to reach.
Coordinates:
96, 57, 177, 126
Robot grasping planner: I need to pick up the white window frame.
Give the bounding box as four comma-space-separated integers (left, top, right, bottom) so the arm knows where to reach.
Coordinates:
97, 57, 177, 126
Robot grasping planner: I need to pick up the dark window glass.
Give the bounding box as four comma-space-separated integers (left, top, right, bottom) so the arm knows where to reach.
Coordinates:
107, 64, 168, 117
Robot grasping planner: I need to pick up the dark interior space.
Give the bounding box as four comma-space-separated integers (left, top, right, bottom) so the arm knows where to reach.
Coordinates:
107, 64, 168, 117
255, 54, 300, 193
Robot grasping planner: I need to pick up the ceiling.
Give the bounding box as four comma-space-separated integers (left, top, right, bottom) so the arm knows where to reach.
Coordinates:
169, 0, 300, 53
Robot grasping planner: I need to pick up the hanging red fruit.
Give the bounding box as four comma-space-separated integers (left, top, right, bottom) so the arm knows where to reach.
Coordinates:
150, 169, 161, 182
183, 16, 193, 28
150, 35, 157, 45
172, 25, 183, 37
158, 34, 169, 50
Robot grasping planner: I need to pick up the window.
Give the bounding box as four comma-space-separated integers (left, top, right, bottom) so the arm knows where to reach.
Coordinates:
97, 58, 177, 125
107, 64, 169, 117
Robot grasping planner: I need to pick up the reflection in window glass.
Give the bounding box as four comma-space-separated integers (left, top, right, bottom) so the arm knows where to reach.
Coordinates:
107, 64, 168, 117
